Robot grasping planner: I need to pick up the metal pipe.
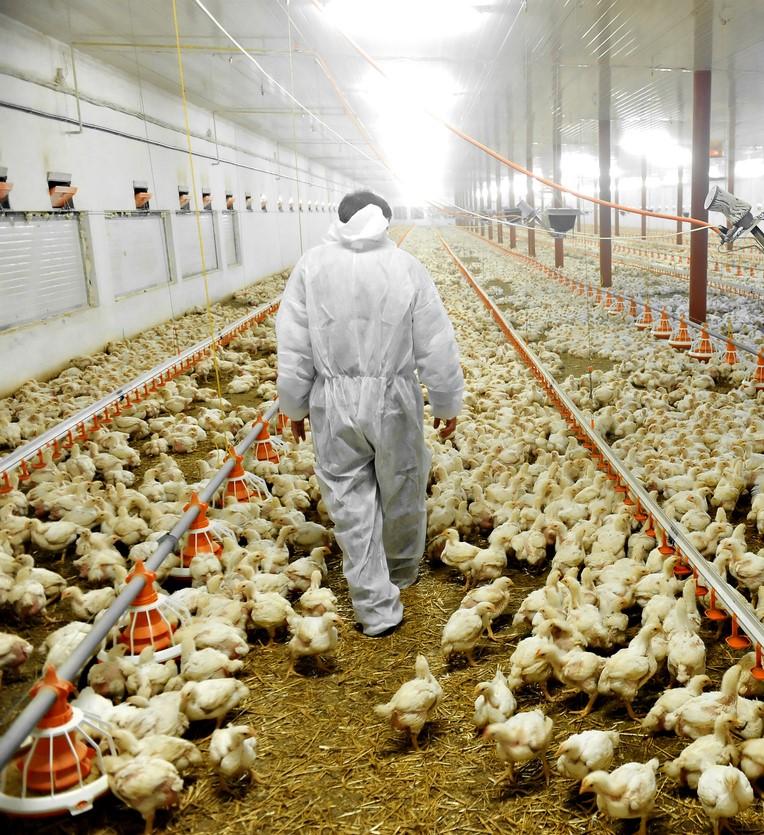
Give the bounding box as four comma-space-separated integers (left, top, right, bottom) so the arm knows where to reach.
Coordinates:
0, 401, 279, 774
0, 297, 281, 477
64, 45, 83, 135
440, 233, 764, 649
598, 119, 612, 287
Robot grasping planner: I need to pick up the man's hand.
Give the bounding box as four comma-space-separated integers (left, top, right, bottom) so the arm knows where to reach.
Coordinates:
291, 418, 307, 443
433, 416, 457, 439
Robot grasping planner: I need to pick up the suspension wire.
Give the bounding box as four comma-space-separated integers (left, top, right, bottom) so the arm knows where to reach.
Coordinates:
170, 0, 224, 408
129, 0, 182, 357
285, 1, 305, 256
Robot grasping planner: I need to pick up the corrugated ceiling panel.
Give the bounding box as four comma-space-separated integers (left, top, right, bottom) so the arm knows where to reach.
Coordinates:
106, 213, 171, 297
0, 216, 89, 330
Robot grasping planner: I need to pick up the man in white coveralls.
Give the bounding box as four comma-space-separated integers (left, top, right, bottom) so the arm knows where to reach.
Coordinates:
275, 191, 464, 636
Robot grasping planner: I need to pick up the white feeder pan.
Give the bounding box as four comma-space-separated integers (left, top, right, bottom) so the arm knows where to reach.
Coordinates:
0, 708, 113, 817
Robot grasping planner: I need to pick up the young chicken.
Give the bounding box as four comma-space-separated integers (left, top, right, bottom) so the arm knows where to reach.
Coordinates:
286, 611, 342, 675
105, 754, 183, 835
111, 728, 202, 775
580, 759, 660, 835
536, 641, 606, 717
209, 724, 260, 786
179, 679, 249, 727
460, 576, 513, 639
441, 602, 495, 665
739, 738, 764, 788
663, 712, 740, 789
439, 528, 481, 583
248, 591, 294, 644
0, 631, 34, 683
597, 619, 661, 720
472, 667, 517, 731
61, 585, 118, 620
374, 654, 443, 750
483, 709, 554, 784
697, 765, 754, 835
556, 730, 620, 782
298, 570, 337, 616
641, 675, 711, 733
284, 546, 330, 593
177, 636, 244, 682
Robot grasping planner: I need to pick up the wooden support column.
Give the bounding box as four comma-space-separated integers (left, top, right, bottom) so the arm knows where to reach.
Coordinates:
613, 179, 620, 237
486, 153, 494, 241
640, 157, 647, 239
506, 88, 516, 248
496, 161, 504, 244
676, 168, 684, 246
689, 69, 711, 322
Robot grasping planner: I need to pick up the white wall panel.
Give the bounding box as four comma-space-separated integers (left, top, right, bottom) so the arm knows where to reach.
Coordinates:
106, 213, 171, 297
176, 212, 218, 277
0, 215, 88, 330
221, 211, 239, 266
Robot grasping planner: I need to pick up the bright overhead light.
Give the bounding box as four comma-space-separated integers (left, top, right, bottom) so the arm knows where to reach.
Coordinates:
735, 158, 764, 179
323, 0, 482, 41
620, 128, 690, 169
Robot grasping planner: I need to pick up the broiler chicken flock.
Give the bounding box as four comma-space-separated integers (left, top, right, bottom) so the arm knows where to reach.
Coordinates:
1, 230, 763, 834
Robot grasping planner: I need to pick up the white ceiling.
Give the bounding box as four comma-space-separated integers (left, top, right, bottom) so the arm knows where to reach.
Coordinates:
2, 0, 764, 203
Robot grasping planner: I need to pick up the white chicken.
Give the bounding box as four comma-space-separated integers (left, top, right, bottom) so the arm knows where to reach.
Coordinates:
286, 610, 342, 674
374, 654, 443, 750
179, 679, 249, 727
483, 709, 554, 784
105, 754, 183, 835
298, 569, 337, 616
697, 765, 754, 835
580, 759, 660, 835
472, 667, 517, 731
209, 724, 260, 786
555, 730, 620, 782
441, 602, 495, 665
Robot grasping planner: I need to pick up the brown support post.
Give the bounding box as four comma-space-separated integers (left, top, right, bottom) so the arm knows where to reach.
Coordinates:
676, 168, 684, 246
640, 157, 647, 239
496, 161, 504, 244
689, 69, 711, 323
599, 120, 613, 287
552, 60, 564, 268
525, 48, 535, 257
506, 89, 516, 248
486, 154, 494, 241
613, 179, 620, 237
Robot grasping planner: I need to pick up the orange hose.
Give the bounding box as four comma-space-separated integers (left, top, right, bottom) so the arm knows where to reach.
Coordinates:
312, 0, 719, 233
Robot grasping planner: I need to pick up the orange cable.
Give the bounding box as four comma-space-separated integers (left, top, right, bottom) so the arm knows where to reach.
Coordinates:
311, 0, 720, 234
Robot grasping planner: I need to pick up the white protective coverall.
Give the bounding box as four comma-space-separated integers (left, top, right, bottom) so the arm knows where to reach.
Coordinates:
275, 204, 464, 635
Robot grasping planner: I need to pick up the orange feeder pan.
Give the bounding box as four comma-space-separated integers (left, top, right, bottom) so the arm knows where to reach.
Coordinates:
752, 645, 764, 682
117, 561, 177, 659
0, 667, 113, 817
723, 337, 738, 365
636, 305, 653, 330
725, 615, 751, 651
276, 412, 290, 433
704, 588, 728, 622
752, 351, 764, 390
688, 323, 714, 362
668, 316, 692, 350
219, 447, 269, 504
254, 419, 280, 464
652, 308, 672, 339
178, 493, 221, 570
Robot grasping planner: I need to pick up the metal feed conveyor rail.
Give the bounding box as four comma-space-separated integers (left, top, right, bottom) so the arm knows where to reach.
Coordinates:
0, 400, 280, 775
0, 296, 282, 483
438, 233, 764, 670
464, 229, 763, 361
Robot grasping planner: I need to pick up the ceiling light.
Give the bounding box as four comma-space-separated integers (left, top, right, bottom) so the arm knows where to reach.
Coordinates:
735, 158, 764, 179
324, 0, 482, 41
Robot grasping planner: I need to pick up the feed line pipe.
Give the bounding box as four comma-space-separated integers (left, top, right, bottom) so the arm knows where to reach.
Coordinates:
309, 0, 720, 235
0, 401, 279, 773
0, 297, 281, 479
438, 232, 764, 654
462, 229, 762, 359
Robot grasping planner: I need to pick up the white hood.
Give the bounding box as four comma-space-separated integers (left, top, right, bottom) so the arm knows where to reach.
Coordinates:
325, 203, 390, 250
